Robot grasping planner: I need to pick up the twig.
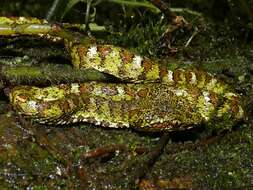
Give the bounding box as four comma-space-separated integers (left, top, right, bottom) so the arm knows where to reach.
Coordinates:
152, 0, 175, 19
135, 132, 170, 183
123, 132, 171, 187
184, 28, 199, 48
80, 144, 148, 159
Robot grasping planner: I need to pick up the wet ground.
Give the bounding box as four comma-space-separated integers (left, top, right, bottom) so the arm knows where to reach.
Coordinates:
0, 51, 253, 190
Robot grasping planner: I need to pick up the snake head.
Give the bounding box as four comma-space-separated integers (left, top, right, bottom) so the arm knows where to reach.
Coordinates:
8, 84, 86, 124
9, 85, 70, 122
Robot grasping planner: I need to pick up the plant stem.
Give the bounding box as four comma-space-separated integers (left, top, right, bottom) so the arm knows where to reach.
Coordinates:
45, 0, 62, 21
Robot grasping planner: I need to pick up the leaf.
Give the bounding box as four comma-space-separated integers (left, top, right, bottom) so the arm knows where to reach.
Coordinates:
106, 0, 161, 13
61, 0, 85, 20
59, 0, 160, 21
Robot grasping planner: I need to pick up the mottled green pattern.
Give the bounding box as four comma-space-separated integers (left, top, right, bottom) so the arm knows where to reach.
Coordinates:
9, 67, 244, 131
2, 17, 245, 131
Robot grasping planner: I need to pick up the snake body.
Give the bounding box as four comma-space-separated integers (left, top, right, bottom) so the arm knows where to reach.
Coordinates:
1, 17, 244, 131
9, 43, 244, 131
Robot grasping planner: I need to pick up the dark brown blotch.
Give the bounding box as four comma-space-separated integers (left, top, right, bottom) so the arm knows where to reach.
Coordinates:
137, 88, 149, 98
173, 69, 183, 83
16, 94, 28, 103
120, 49, 134, 64
77, 45, 88, 65
159, 65, 168, 80
124, 86, 135, 97
79, 84, 94, 94
189, 86, 200, 96
230, 96, 240, 114
142, 58, 153, 72
97, 46, 112, 59
209, 92, 219, 106
185, 70, 194, 84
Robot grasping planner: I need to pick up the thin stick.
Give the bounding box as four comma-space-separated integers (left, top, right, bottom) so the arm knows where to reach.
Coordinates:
185, 28, 199, 48
123, 132, 171, 188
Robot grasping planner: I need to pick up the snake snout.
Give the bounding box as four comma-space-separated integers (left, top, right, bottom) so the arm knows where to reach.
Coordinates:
9, 88, 39, 116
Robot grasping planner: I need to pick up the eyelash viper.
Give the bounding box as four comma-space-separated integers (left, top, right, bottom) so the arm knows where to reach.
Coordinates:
0, 17, 244, 131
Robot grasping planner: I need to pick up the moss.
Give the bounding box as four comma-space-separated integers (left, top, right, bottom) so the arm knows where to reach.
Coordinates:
103, 46, 122, 75
145, 63, 160, 81
5, 67, 42, 78
32, 186, 49, 190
